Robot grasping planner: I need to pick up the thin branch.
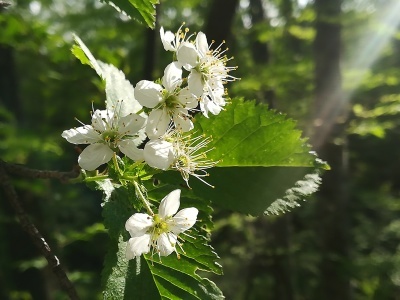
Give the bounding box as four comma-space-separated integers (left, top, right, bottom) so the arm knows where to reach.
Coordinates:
1, 160, 80, 182
0, 164, 80, 300
0, 1, 12, 9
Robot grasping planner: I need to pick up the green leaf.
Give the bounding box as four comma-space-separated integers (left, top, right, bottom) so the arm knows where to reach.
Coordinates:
154, 99, 328, 216
101, 186, 160, 299
102, 235, 160, 300
264, 169, 322, 215
195, 98, 316, 167
101, 183, 223, 299
100, 0, 159, 28
71, 35, 143, 117
71, 44, 91, 67
157, 166, 322, 216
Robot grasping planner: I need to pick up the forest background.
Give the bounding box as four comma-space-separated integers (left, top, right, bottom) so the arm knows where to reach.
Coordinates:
1, 0, 400, 299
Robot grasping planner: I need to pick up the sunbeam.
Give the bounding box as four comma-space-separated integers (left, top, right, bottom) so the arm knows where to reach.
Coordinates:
313, 0, 400, 148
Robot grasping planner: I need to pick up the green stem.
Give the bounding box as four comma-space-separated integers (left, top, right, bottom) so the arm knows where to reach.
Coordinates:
112, 153, 122, 175
121, 175, 138, 181
84, 175, 109, 182
68, 174, 109, 183
133, 181, 154, 215
135, 108, 144, 115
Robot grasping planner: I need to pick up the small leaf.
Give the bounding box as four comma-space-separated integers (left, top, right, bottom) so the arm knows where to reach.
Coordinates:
71, 35, 144, 118
72, 35, 102, 74
97, 61, 143, 117
100, 0, 159, 28
71, 45, 91, 67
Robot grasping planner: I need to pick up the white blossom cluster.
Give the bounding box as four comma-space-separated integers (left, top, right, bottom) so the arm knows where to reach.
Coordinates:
62, 25, 237, 260
62, 25, 236, 186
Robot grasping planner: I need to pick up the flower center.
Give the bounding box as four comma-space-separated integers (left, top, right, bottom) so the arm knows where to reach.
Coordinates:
176, 153, 192, 171
101, 130, 119, 148
152, 214, 170, 238
164, 94, 179, 110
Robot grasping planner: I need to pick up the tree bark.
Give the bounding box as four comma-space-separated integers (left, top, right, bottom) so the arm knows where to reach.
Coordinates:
249, 0, 275, 108
0, 3, 20, 118
313, 0, 350, 299
141, 4, 160, 80
204, 0, 239, 44
313, 0, 344, 148
0, 45, 21, 119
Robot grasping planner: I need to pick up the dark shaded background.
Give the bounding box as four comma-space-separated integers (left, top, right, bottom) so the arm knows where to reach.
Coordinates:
1, 0, 400, 299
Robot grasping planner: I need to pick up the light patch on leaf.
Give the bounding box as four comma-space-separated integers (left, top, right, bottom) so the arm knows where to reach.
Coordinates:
264, 171, 321, 215
96, 179, 115, 204
72, 35, 144, 119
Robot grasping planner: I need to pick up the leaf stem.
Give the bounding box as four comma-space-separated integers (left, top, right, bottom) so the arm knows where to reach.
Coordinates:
83, 175, 109, 182
112, 153, 122, 175
135, 108, 145, 115
133, 181, 154, 215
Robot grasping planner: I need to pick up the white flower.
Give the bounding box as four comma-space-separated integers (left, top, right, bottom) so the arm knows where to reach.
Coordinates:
143, 139, 174, 170
143, 130, 217, 187
62, 108, 145, 170
125, 189, 198, 259
176, 31, 237, 117
160, 24, 193, 53
199, 86, 226, 118
134, 62, 198, 138
171, 132, 217, 187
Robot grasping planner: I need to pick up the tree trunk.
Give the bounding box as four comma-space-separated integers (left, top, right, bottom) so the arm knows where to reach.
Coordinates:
204, 0, 239, 44
0, 44, 21, 120
313, 0, 350, 299
141, 4, 160, 80
249, 0, 275, 108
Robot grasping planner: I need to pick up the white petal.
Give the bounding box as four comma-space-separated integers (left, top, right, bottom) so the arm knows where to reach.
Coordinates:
207, 79, 224, 94
91, 109, 107, 132
200, 96, 222, 118
196, 32, 209, 57
156, 233, 177, 257
125, 213, 153, 237
170, 207, 198, 234
177, 42, 198, 70
145, 109, 170, 139
206, 101, 222, 116
162, 62, 182, 91
117, 113, 146, 136
134, 80, 163, 108
188, 70, 204, 97
126, 234, 151, 259
118, 140, 144, 161
134, 128, 147, 147
143, 139, 174, 170
177, 87, 198, 109
62, 126, 100, 144
160, 27, 176, 51
158, 189, 181, 218
173, 109, 194, 132
210, 88, 226, 107
78, 143, 114, 170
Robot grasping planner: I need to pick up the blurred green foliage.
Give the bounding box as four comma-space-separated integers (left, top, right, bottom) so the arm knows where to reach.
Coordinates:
1, 0, 400, 299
